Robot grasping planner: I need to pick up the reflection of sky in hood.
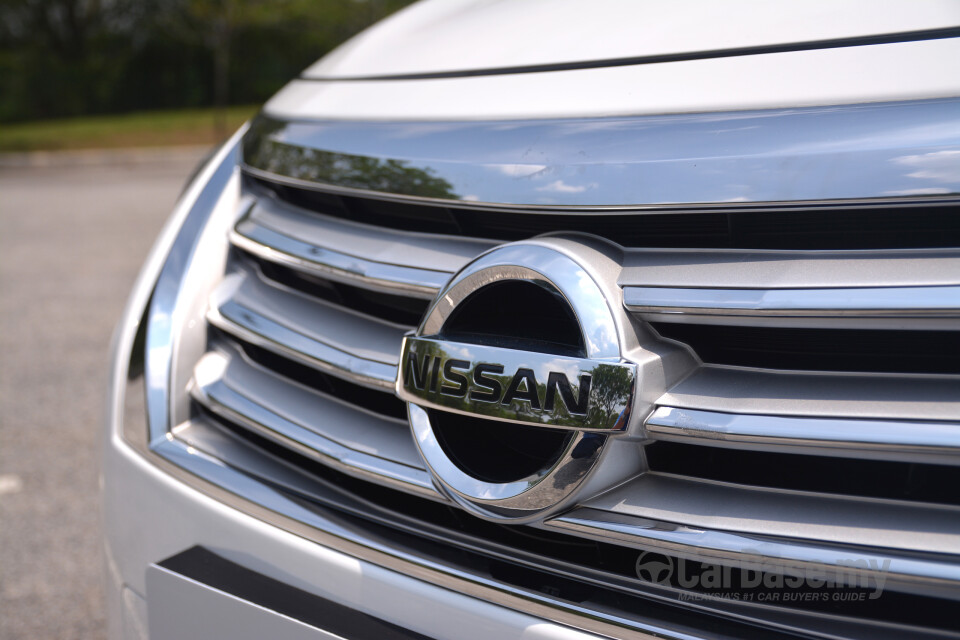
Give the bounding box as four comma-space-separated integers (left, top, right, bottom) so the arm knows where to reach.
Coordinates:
266, 98, 960, 206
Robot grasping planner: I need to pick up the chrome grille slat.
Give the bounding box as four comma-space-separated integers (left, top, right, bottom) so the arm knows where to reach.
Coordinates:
621, 249, 960, 329
546, 505, 960, 600
190, 350, 439, 499
646, 406, 960, 465
620, 248, 960, 289
552, 472, 960, 600
572, 472, 960, 554
625, 285, 960, 316
657, 365, 960, 423
231, 193, 493, 298
207, 271, 401, 390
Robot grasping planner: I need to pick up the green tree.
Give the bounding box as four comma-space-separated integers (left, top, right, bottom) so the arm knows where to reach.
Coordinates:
174, 0, 413, 137
0, 0, 415, 123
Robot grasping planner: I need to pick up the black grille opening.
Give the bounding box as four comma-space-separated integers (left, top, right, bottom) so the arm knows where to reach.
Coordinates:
430, 410, 572, 483
220, 332, 408, 421
646, 441, 960, 507
257, 178, 462, 235
251, 176, 960, 250
243, 251, 430, 327
440, 280, 586, 356
199, 409, 960, 639
652, 323, 960, 375
429, 280, 584, 483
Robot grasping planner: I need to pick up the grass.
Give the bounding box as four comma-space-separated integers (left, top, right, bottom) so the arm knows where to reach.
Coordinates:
0, 105, 259, 153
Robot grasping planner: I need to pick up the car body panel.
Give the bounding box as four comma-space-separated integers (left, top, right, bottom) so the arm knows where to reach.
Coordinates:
306, 0, 960, 79
270, 38, 960, 120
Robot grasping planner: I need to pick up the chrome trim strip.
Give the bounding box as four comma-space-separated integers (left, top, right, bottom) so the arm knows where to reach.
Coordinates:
545, 508, 960, 600
231, 217, 451, 300
625, 285, 960, 317
646, 406, 960, 465
245, 162, 960, 214
242, 99, 960, 207
207, 296, 397, 391
146, 135, 245, 444
190, 368, 439, 500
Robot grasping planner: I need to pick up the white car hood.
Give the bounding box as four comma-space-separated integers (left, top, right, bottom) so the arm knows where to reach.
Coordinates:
266, 0, 960, 120
305, 0, 960, 78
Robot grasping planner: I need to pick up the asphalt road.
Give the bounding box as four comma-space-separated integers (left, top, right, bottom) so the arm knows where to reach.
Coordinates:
0, 148, 208, 639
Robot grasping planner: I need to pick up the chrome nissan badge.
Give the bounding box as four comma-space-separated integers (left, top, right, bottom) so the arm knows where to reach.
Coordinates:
399, 339, 632, 431
397, 242, 639, 521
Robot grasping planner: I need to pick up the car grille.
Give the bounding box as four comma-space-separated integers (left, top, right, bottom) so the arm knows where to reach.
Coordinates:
176, 112, 960, 640
253, 174, 960, 250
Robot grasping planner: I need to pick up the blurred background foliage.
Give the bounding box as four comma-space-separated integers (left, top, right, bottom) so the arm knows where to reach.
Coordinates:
0, 0, 415, 124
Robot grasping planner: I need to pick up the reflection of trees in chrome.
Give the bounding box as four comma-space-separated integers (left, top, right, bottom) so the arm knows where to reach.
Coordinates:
402, 340, 445, 392
438, 368, 582, 427
585, 364, 633, 429
487, 364, 631, 429
412, 360, 631, 430
244, 117, 458, 198
400, 336, 634, 430
492, 363, 632, 429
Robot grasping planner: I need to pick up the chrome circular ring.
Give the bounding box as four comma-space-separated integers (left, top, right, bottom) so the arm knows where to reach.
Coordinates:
401, 241, 634, 521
